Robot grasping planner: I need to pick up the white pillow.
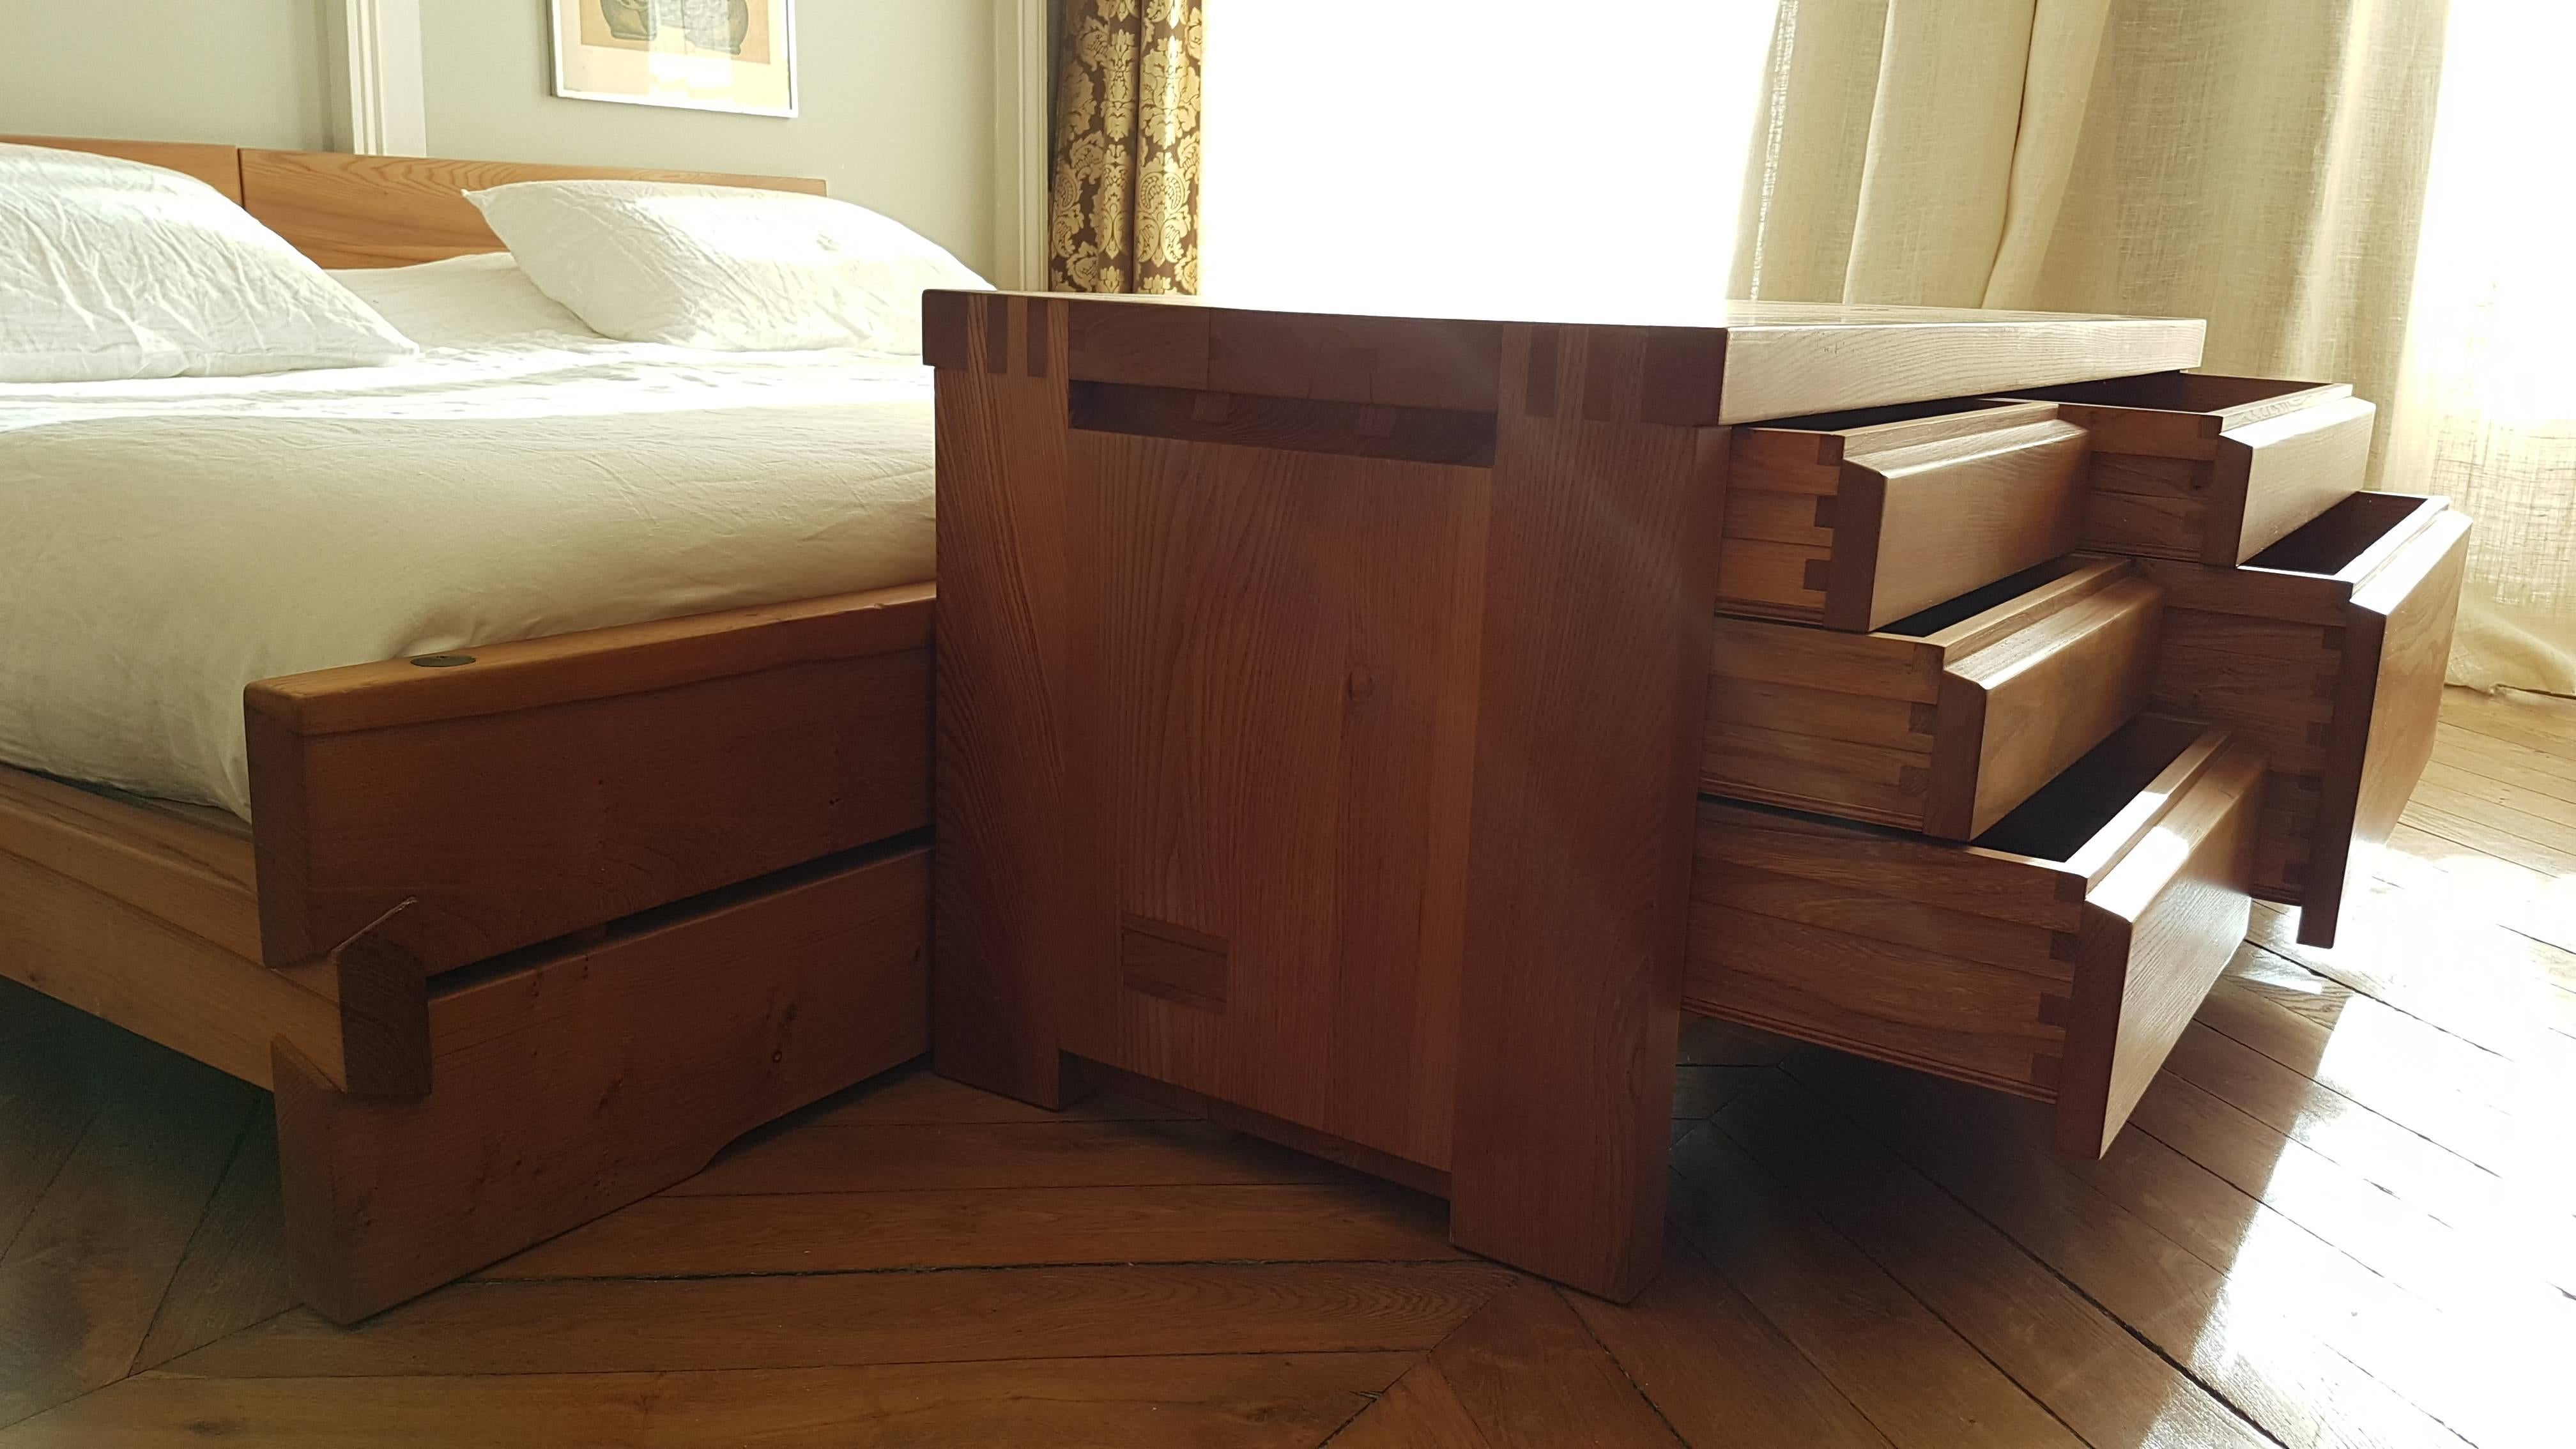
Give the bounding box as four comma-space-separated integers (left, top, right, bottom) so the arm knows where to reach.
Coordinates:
464, 180, 990, 355
0, 142, 418, 383
329, 253, 601, 348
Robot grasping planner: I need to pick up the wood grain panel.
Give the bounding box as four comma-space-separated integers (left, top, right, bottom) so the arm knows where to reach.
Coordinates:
1688, 902, 2068, 1095
2216, 394, 2375, 564
0, 766, 259, 962
1717, 312, 2204, 423
1721, 405, 2088, 629
1833, 420, 2090, 630
2051, 740, 2264, 1156
239, 149, 825, 268
1062, 428, 1488, 1169
931, 295, 1082, 1108
1708, 558, 2157, 840
1928, 574, 2164, 839
1206, 310, 1504, 413
2301, 509, 2470, 946
0, 845, 342, 1092
1448, 324, 1721, 1301
1697, 861, 2061, 976
1696, 799, 2085, 932
2039, 376, 2371, 566
1044, 294, 2200, 424
2136, 495, 2467, 945
1694, 719, 2264, 1153
273, 847, 928, 1322
246, 587, 931, 976
248, 585, 929, 736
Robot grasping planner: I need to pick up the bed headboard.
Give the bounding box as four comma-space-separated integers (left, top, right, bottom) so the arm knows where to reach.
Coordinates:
0, 135, 247, 201
0, 135, 827, 269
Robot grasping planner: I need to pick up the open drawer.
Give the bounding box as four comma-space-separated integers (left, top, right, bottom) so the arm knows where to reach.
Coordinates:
2135, 491, 2469, 946
2002, 372, 2375, 566
1705, 556, 2163, 839
1720, 398, 2090, 630
1687, 716, 2266, 1157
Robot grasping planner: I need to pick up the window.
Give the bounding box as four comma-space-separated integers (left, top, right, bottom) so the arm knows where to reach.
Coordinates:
1198, 2, 1784, 321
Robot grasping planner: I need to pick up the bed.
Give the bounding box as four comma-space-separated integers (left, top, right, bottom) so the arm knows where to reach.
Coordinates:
0, 136, 938, 1322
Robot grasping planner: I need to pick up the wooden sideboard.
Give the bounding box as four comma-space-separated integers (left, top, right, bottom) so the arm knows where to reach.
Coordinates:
924, 292, 2464, 1301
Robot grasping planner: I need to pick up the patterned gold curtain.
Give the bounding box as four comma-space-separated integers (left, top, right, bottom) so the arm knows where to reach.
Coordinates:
1049, 0, 1203, 294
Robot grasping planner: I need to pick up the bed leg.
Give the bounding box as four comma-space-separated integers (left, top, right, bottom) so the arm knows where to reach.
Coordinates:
269, 1042, 376, 1325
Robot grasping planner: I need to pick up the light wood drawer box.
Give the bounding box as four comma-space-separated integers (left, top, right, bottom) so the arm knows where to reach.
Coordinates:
2003, 372, 2375, 565
1719, 399, 2091, 631
1705, 556, 2163, 840
1687, 716, 2266, 1158
2135, 491, 2469, 947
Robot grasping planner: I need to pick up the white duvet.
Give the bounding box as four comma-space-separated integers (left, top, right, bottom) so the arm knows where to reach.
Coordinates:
0, 254, 939, 816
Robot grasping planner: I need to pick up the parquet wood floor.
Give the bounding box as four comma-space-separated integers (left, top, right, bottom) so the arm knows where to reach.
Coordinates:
3, 687, 2570, 1446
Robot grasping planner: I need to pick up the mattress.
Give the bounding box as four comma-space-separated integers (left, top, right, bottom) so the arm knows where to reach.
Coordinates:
0, 253, 939, 816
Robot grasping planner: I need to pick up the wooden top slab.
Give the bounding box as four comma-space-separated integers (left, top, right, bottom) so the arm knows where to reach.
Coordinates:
933, 292, 2205, 428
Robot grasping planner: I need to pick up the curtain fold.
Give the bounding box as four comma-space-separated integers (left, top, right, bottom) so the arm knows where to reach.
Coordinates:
1729, 1, 2576, 690
1048, 0, 1204, 295
2378, 3, 2576, 693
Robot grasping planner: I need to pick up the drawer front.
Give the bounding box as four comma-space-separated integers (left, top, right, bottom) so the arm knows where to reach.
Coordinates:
1705, 558, 2159, 839
2222, 395, 2376, 564
2136, 494, 2469, 946
2303, 503, 2470, 944
1928, 572, 2163, 838
1688, 719, 2264, 1156
1689, 858, 2071, 1096
1847, 421, 2090, 629
2014, 373, 2372, 566
1720, 401, 2087, 630
2051, 740, 2264, 1158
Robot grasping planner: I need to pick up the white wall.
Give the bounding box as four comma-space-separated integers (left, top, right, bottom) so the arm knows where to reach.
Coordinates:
421, 0, 998, 277
0, 0, 334, 150
0, 0, 1001, 279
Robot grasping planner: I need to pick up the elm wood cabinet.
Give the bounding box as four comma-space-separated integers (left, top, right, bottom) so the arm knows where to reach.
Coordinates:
2004, 372, 2378, 567
2133, 492, 2470, 946
1703, 556, 2164, 839
928, 291, 2207, 1301
930, 286, 2467, 1300
1717, 399, 2090, 630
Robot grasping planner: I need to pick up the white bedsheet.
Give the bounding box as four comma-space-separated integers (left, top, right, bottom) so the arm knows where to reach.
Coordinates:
0, 255, 938, 816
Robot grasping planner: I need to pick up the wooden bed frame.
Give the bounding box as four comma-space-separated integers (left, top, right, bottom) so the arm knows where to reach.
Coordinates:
0, 135, 934, 1322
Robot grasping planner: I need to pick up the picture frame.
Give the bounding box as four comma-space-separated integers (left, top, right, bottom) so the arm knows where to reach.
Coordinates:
549, 0, 799, 118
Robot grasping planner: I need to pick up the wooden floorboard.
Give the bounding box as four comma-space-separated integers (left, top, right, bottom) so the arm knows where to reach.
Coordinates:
1711, 1071, 2271, 1449
10, 1355, 1422, 1448
3, 686, 2572, 1446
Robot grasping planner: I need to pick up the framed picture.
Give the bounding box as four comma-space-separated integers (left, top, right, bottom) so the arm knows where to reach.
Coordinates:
550, 0, 799, 118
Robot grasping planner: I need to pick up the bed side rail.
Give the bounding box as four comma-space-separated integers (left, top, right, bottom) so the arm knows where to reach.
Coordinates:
244, 583, 935, 977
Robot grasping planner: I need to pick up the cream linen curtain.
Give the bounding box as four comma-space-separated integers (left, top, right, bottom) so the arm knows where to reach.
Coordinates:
1733, 0, 2573, 691
2378, 4, 2576, 691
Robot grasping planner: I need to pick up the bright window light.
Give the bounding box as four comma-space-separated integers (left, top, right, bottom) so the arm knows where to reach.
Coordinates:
1198, 2, 1783, 321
